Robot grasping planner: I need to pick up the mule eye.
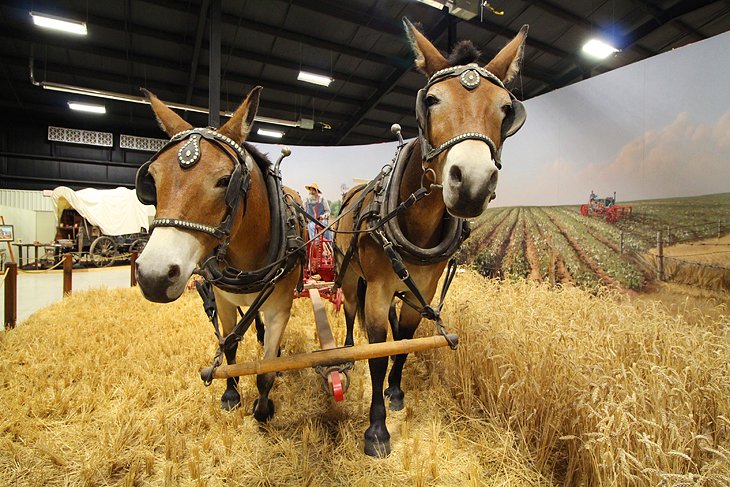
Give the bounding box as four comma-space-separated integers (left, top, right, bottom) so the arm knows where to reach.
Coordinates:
425, 95, 440, 107
501, 103, 512, 115
216, 176, 231, 188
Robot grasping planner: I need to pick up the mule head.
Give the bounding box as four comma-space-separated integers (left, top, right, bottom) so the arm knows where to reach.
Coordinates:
405, 19, 527, 218
135, 86, 261, 303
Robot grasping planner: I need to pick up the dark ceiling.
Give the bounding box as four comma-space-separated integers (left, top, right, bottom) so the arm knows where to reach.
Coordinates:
1, 0, 729, 146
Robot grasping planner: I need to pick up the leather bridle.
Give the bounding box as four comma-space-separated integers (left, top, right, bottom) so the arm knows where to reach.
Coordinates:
135, 127, 252, 247
415, 63, 527, 169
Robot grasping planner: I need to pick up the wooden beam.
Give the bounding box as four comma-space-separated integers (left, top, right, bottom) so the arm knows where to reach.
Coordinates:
202, 334, 459, 379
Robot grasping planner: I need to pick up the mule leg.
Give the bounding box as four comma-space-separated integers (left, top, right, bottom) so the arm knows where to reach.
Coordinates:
254, 311, 265, 346
217, 301, 241, 411
384, 302, 421, 411
251, 306, 289, 422
340, 272, 359, 347
363, 284, 393, 457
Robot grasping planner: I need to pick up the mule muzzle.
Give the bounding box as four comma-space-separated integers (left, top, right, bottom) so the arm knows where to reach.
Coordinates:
135, 261, 187, 303
442, 143, 499, 218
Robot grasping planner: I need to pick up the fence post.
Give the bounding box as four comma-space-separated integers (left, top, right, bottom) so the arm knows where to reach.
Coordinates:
547, 236, 556, 286
620, 231, 624, 254
656, 231, 664, 281
719, 220, 722, 239
4, 262, 17, 330
63, 253, 73, 295
130, 251, 138, 287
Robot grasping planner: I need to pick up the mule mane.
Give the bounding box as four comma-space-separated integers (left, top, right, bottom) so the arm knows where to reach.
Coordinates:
446, 40, 482, 66
243, 141, 272, 172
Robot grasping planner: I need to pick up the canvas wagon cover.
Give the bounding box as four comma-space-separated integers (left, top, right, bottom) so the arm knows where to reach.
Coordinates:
52, 187, 153, 236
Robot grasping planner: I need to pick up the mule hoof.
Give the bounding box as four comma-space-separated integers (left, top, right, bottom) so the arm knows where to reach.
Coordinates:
384, 387, 404, 411
252, 398, 275, 422
364, 437, 391, 457
220, 389, 241, 411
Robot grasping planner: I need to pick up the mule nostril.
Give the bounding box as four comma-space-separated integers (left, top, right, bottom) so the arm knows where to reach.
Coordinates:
167, 265, 180, 281
449, 165, 463, 184
487, 169, 498, 191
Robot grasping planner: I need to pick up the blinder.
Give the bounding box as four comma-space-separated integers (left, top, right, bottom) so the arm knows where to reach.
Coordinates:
135, 161, 157, 206
415, 63, 527, 164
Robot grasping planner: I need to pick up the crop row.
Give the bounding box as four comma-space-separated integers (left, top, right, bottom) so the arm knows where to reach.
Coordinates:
528, 209, 602, 290
501, 211, 530, 279
472, 208, 519, 277
458, 194, 728, 291
522, 208, 552, 279
542, 208, 644, 289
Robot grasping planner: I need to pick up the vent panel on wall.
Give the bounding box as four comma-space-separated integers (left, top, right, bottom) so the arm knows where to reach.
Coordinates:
0, 189, 54, 211
119, 134, 167, 152
48, 126, 113, 147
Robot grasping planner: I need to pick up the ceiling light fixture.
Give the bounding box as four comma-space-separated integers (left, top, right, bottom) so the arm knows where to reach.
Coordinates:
582, 39, 619, 59
31, 11, 87, 35
257, 128, 284, 138
68, 102, 106, 114
297, 70, 333, 87
30, 60, 313, 129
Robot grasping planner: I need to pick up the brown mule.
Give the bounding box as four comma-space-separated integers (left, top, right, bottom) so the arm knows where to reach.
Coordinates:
334, 20, 528, 457
135, 87, 305, 422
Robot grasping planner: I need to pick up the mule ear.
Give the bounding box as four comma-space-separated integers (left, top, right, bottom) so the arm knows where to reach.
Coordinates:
141, 88, 192, 137
219, 86, 262, 144
403, 18, 449, 77
485, 25, 528, 83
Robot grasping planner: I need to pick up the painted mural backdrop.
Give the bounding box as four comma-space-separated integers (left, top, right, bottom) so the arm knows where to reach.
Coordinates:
258, 31, 730, 292
263, 29, 730, 209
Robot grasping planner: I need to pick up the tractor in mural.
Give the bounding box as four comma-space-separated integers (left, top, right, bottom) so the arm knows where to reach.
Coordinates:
580, 191, 632, 223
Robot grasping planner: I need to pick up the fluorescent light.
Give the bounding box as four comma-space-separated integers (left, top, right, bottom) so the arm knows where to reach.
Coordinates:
297, 70, 333, 87
582, 39, 619, 59
257, 128, 284, 138
417, 0, 447, 9
68, 102, 106, 114
31, 12, 87, 35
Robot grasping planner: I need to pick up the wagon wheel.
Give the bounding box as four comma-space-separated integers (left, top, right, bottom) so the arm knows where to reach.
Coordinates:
89, 236, 118, 267
129, 238, 147, 256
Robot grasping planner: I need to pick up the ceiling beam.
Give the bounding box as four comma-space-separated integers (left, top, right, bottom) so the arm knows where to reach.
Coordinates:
139, 0, 409, 69
619, 0, 715, 49
532, 0, 716, 97
1, 4, 409, 95
334, 14, 451, 145
185, 0, 210, 106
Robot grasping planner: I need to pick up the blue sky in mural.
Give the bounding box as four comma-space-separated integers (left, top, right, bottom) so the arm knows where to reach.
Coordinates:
259, 29, 730, 207
498, 29, 730, 207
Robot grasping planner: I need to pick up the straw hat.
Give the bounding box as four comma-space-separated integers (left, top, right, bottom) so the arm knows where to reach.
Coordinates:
305, 183, 322, 194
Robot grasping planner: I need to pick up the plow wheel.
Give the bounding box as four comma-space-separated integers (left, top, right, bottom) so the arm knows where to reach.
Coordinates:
605, 207, 618, 223
90, 236, 118, 267
311, 288, 349, 401
580, 204, 589, 216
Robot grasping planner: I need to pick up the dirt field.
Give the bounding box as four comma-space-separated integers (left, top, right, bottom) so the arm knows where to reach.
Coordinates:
0, 272, 728, 485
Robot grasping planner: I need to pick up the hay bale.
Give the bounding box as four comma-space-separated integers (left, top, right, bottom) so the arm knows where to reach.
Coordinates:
0, 274, 727, 485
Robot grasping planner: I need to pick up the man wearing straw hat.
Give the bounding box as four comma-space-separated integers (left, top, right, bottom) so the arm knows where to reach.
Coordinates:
305, 183, 331, 240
